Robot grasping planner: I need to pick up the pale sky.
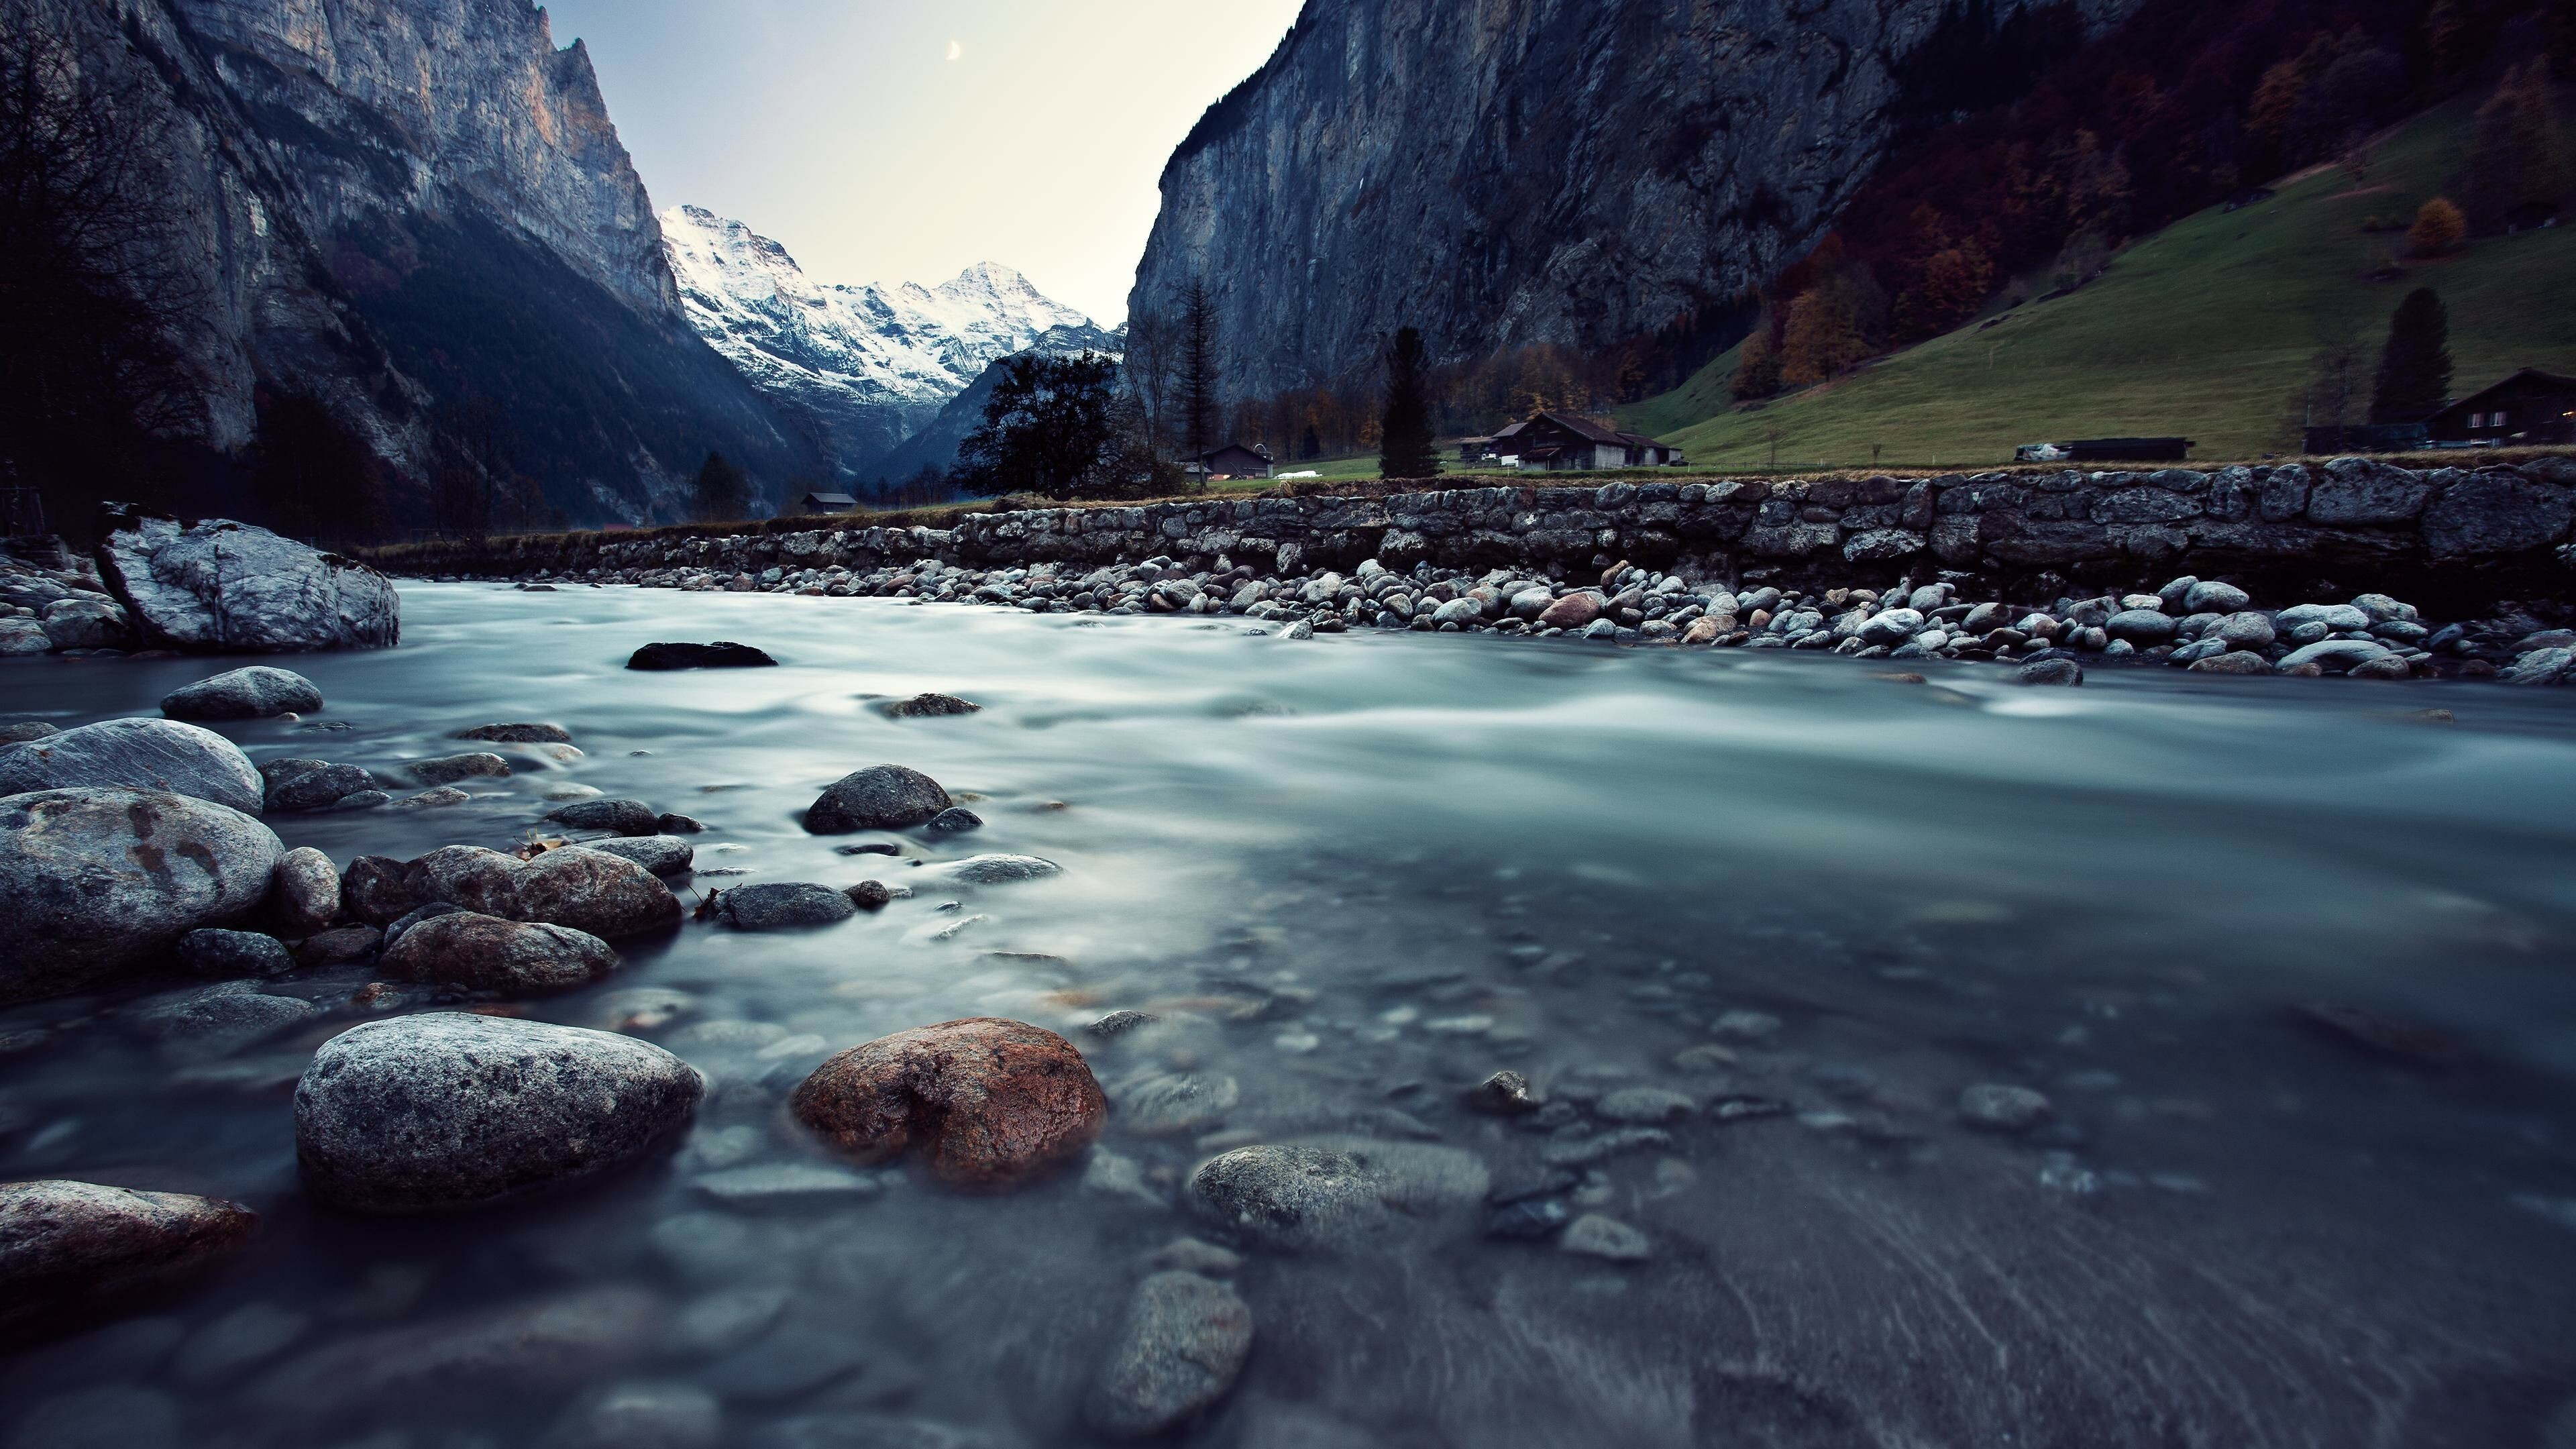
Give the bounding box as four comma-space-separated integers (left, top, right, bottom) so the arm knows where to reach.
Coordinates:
540, 0, 1307, 326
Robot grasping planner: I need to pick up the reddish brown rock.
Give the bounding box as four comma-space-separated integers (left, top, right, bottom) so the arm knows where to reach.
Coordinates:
0, 1180, 258, 1348
791, 1018, 1106, 1188
1534, 592, 1603, 631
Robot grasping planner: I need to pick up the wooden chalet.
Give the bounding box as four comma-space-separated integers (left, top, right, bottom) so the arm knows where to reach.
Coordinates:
1494, 412, 1682, 471
1199, 443, 1275, 480
2424, 369, 2576, 447
798, 491, 859, 515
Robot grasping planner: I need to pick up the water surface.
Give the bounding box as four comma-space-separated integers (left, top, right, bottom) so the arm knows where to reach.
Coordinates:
5, 583, 2576, 1447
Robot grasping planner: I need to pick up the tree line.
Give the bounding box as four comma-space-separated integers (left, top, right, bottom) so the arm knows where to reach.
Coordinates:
1725, 0, 2567, 405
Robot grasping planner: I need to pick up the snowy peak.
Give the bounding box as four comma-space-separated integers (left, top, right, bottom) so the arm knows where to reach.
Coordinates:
661, 205, 1096, 415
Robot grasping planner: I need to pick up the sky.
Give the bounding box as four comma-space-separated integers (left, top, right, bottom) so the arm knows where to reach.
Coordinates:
539, 0, 1306, 327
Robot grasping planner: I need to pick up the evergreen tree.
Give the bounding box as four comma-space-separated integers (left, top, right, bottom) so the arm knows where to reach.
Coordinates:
1377, 327, 1440, 480
692, 450, 750, 521
1180, 280, 1220, 465
953, 351, 1123, 499
2370, 288, 2453, 423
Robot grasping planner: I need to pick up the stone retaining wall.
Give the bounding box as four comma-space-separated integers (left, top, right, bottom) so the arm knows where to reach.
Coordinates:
386, 458, 2576, 610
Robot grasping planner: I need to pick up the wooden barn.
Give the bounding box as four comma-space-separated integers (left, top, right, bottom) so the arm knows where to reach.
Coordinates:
2423, 370, 2576, 447
1501, 412, 1682, 470
798, 491, 858, 515
1199, 443, 1274, 480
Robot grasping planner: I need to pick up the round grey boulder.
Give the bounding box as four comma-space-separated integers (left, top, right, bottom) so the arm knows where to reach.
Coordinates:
0, 788, 282, 1004
405, 753, 510, 786
802, 765, 952, 835
456, 722, 572, 744
2213, 612, 2277, 648
271, 847, 339, 936
717, 882, 856, 930
1187, 1140, 1489, 1251
0, 1180, 258, 1349
578, 835, 694, 876
294, 1013, 703, 1212
2012, 658, 2084, 686
0, 718, 262, 813
943, 854, 1063, 885
177, 928, 296, 979
264, 760, 378, 813
545, 798, 660, 836
1085, 1271, 1254, 1438
2183, 580, 2251, 614
2103, 608, 2177, 645
511, 847, 683, 937
160, 667, 323, 721
380, 911, 620, 994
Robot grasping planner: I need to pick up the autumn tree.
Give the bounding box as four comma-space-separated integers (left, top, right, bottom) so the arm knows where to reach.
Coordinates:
2406, 197, 2467, 256
1377, 327, 1440, 480
2371, 287, 2453, 423
1781, 286, 1870, 386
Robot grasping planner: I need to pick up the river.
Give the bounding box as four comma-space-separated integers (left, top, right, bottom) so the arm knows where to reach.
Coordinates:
5, 582, 2576, 1447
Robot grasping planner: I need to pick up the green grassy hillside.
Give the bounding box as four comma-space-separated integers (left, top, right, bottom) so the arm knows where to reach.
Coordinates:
1621, 91, 2576, 470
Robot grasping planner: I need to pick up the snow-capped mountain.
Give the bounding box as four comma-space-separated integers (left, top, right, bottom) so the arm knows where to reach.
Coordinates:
663, 205, 1116, 476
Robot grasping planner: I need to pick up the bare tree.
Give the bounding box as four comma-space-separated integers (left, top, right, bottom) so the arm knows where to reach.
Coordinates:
1122, 305, 1177, 460
0, 3, 204, 521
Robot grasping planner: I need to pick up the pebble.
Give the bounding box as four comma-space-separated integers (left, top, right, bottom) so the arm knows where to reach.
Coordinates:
1464, 1069, 1543, 1115
1187, 1140, 1489, 1250
1559, 1213, 1651, 1261
1957, 1083, 2055, 1133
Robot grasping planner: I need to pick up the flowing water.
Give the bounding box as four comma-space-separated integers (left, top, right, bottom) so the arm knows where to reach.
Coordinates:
6, 582, 2576, 1448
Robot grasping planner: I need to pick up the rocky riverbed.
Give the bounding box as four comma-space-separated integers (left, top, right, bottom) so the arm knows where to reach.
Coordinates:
3, 583, 2576, 1447
429, 548, 2576, 688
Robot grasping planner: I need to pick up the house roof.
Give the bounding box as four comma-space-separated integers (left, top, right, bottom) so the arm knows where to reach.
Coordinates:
2439, 368, 2576, 414
1201, 441, 1272, 463
1522, 411, 1669, 451
800, 492, 857, 506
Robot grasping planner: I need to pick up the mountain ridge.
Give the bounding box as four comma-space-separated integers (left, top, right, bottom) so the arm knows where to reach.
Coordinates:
660, 205, 1108, 480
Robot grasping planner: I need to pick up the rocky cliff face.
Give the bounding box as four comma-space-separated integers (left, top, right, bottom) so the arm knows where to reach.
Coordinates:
1131, 0, 2139, 400
46, 0, 819, 523
662, 207, 1108, 477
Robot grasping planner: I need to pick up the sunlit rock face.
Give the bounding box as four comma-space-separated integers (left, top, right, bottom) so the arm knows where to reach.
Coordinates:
1130, 0, 2139, 398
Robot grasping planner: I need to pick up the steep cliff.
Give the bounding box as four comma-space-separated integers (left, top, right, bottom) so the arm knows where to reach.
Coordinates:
1130, 0, 2141, 401
662, 206, 1104, 478
40, 0, 819, 523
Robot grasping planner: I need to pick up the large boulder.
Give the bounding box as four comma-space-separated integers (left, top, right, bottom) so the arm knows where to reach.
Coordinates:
1086, 1272, 1254, 1439
511, 847, 684, 937
264, 759, 379, 813
802, 764, 953, 834
378, 912, 619, 994
791, 1018, 1106, 1188
41, 596, 131, 649
716, 882, 856, 930
0, 1180, 258, 1349
398, 845, 680, 938
545, 798, 659, 835
626, 641, 774, 670
0, 718, 262, 813
294, 1014, 703, 1212
94, 506, 399, 652
0, 789, 282, 1004
160, 666, 324, 721
1187, 1140, 1490, 1251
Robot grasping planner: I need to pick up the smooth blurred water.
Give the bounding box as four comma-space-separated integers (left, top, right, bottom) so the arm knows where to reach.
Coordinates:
4, 583, 2576, 1448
